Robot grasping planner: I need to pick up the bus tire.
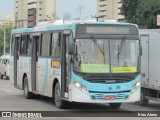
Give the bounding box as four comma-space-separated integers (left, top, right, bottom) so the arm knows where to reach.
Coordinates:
23, 76, 33, 99
109, 103, 122, 109
138, 88, 149, 106
54, 82, 66, 109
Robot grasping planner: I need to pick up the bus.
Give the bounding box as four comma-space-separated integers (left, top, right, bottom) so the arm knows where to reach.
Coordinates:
10, 20, 142, 109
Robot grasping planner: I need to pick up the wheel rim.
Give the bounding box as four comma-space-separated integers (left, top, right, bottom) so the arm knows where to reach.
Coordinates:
55, 85, 61, 106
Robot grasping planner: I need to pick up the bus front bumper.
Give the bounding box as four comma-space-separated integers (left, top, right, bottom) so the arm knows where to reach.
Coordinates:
71, 85, 140, 103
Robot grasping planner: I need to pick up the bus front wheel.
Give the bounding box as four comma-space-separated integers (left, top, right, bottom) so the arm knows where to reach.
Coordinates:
23, 76, 33, 99
54, 82, 67, 109
109, 103, 122, 109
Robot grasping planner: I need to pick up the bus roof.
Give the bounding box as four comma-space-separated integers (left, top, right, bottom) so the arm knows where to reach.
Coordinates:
11, 20, 137, 34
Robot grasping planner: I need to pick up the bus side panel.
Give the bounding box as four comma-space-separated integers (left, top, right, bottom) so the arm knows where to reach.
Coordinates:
37, 58, 46, 95
27, 57, 32, 92
47, 60, 61, 98
18, 57, 31, 90
37, 57, 62, 97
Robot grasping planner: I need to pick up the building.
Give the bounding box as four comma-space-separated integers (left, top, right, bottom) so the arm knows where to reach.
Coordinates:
97, 0, 125, 21
14, 0, 56, 28
15, 0, 28, 28
0, 14, 14, 27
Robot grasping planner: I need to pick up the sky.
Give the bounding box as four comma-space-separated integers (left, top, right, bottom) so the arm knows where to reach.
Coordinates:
57, 0, 97, 20
0, 0, 14, 19
0, 0, 97, 20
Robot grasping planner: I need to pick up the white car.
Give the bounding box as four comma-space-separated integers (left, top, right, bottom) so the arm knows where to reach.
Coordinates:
0, 54, 10, 79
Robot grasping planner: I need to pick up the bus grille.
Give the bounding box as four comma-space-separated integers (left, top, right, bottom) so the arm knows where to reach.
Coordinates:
93, 93, 126, 100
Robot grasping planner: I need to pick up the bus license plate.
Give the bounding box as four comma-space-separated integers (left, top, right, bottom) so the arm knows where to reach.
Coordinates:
105, 96, 116, 100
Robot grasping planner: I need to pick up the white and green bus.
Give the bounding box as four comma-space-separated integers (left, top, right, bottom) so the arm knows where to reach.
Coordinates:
10, 20, 142, 109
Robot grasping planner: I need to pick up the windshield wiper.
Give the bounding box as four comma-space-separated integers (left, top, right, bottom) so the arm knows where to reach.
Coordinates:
117, 36, 126, 66
118, 36, 126, 55
90, 35, 105, 63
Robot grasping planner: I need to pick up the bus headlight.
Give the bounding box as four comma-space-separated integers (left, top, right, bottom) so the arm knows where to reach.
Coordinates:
74, 81, 88, 93
131, 82, 141, 92
75, 82, 81, 88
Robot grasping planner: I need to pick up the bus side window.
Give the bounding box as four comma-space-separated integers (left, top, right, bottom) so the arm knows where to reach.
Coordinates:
16, 36, 21, 56
26, 35, 32, 56
40, 33, 51, 57
20, 35, 27, 55
51, 33, 61, 58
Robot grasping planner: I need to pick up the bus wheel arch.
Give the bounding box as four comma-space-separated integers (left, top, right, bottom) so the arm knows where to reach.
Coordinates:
52, 78, 67, 109
23, 75, 33, 99
22, 73, 27, 90
52, 78, 59, 99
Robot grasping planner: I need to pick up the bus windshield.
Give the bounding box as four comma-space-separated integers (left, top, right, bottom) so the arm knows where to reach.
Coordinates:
74, 39, 139, 74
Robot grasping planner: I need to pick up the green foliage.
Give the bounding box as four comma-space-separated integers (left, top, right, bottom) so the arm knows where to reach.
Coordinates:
121, 0, 138, 23
121, 0, 160, 28
0, 26, 14, 55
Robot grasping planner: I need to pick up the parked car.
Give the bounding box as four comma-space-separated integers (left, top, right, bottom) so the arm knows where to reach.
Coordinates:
0, 54, 10, 80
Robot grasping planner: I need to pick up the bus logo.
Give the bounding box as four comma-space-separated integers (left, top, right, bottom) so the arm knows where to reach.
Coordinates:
117, 86, 121, 89
108, 87, 112, 90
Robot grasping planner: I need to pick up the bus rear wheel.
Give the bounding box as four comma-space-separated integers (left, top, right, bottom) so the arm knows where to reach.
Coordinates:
109, 103, 122, 109
23, 76, 33, 99
54, 82, 67, 109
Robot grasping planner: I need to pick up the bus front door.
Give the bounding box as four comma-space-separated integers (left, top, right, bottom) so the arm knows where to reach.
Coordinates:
31, 35, 40, 91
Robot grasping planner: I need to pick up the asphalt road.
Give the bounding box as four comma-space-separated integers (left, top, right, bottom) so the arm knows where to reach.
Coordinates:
0, 79, 159, 119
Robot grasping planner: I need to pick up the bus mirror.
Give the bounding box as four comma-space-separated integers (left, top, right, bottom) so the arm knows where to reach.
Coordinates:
69, 44, 74, 55
140, 45, 143, 56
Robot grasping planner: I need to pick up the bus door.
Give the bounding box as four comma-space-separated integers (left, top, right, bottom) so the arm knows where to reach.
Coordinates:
14, 35, 21, 87
61, 31, 72, 99
31, 34, 40, 91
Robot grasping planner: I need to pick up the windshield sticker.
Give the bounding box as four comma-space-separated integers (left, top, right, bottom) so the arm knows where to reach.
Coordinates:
80, 64, 110, 73
113, 67, 137, 73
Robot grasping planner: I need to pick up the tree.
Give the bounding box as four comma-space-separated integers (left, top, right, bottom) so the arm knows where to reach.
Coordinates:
121, 0, 160, 28
136, 0, 160, 28
0, 26, 13, 55
121, 0, 138, 24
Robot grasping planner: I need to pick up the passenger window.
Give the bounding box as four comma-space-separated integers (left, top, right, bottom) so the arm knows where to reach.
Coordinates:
20, 35, 27, 55
51, 33, 61, 58
41, 33, 51, 56
26, 35, 32, 56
